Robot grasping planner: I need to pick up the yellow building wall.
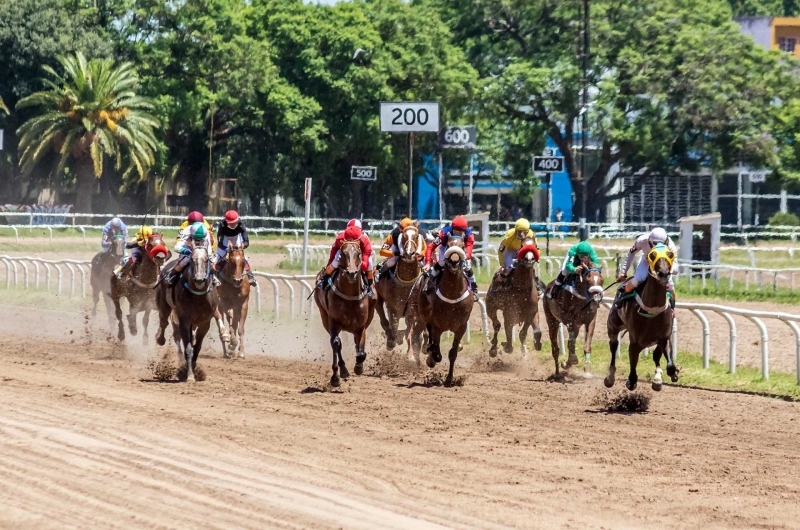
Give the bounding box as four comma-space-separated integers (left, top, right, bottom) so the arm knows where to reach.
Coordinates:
771, 17, 800, 57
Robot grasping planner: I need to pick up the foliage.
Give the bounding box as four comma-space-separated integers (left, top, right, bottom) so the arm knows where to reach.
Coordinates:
16, 53, 159, 212
429, 0, 794, 220
727, 0, 800, 16
768, 211, 800, 226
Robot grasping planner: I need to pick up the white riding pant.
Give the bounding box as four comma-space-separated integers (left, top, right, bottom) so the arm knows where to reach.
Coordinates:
216, 234, 243, 261
559, 254, 572, 277
503, 250, 516, 269
628, 257, 674, 289
383, 255, 399, 268
331, 250, 374, 271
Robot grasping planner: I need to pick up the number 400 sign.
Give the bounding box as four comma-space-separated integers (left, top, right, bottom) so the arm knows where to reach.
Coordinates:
380, 102, 440, 133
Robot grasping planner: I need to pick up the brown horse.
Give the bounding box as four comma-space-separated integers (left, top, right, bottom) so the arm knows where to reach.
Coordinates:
417, 239, 474, 386
110, 233, 169, 342
375, 224, 425, 355
542, 255, 604, 378
155, 246, 225, 382
314, 240, 376, 387
91, 234, 126, 327
485, 243, 542, 358
605, 247, 678, 391
217, 242, 250, 359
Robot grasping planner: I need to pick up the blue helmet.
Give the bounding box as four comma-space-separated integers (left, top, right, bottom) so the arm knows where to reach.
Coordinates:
111, 217, 123, 227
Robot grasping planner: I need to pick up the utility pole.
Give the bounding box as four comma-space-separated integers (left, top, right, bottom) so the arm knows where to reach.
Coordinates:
579, 0, 590, 241
408, 133, 414, 217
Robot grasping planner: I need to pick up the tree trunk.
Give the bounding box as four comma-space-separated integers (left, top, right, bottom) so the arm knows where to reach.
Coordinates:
74, 157, 96, 223
250, 193, 261, 216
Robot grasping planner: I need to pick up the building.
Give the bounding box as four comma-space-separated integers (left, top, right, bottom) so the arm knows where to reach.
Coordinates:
736, 17, 800, 56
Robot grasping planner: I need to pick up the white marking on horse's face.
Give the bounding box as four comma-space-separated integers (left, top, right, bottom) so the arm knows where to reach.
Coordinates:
192, 247, 208, 282
525, 251, 533, 261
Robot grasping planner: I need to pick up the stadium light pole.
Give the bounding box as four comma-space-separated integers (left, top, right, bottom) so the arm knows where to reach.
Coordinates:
579, 0, 589, 241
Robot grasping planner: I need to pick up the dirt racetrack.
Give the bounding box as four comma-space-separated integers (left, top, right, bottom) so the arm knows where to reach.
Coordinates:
2, 304, 800, 529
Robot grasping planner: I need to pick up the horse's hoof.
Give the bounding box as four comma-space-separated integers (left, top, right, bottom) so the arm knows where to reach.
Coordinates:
386, 340, 396, 351
433, 351, 442, 363
354, 362, 364, 376
238, 353, 245, 360
603, 375, 615, 388
426, 355, 437, 368
534, 341, 542, 352
339, 365, 351, 380
444, 375, 454, 387
117, 331, 125, 341
488, 347, 498, 358
503, 343, 513, 354
156, 336, 166, 346
458, 344, 463, 352
188, 374, 196, 383
355, 353, 367, 365
626, 380, 637, 391
652, 381, 663, 392
668, 365, 680, 382
330, 375, 341, 387
670, 374, 679, 383
222, 352, 231, 359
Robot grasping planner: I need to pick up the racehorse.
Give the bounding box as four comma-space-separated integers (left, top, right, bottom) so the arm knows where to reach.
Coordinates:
485, 241, 542, 358
605, 245, 679, 391
110, 233, 169, 342
542, 255, 604, 378
155, 246, 225, 382
91, 234, 126, 327
216, 241, 250, 359
314, 240, 376, 387
417, 238, 474, 386
375, 224, 425, 356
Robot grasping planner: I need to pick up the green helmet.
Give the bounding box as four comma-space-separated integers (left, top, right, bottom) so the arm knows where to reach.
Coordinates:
574, 240, 594, 256
189, 222, 207, 241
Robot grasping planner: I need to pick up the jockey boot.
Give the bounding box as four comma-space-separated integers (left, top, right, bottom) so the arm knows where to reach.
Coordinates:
244, 262, 257, 287
166, 268, 181, 286
465, 269, 479, 302
317, 266, 334, 291
366, 275, 375, 298
424, 263, 442, 295
115, 259, 134, 280
548, 272, 566, 299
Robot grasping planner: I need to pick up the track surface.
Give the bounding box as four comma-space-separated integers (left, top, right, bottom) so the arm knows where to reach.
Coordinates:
1, 305, 800, 529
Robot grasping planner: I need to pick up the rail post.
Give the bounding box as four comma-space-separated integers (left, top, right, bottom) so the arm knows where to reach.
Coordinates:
715, 311, 737, 374
1, 258, 9, 289
746, 316, 769, 380
690, 309, 710, 368
281, 278, 295, 320
784, 320, 800, 386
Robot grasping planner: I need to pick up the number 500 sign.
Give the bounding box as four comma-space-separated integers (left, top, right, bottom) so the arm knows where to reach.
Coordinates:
380, 102, 440, 133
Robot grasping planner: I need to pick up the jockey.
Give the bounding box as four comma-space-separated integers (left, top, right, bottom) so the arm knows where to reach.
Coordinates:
617, 227, 679, 296
547, 240, 600, 298
317, 219, 374, 296
423, 215, 478, 301
176, 211, 215, 251
377, 217, 425, 276
497, 218, 538, 278
166, 222, 214, 286
101, 217, 128, 253
114, 226, 153, 279
214, 210, 256, 286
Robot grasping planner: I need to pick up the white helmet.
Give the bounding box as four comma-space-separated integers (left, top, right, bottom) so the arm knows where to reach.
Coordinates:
347, 219, 362, 229
649, 227, 668, 244
111, 217, 122, 227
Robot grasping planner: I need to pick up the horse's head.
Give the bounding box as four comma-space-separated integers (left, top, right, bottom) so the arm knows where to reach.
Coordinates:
145, 233, 168, 266
517, 243, 539, 269
401, 225, 422, 262
579, 255, 604, 303
339, 240, 362, 282
111, 235, 126, 257
190, 246, 211, 285
225, 242, 246, 286
444, 237, 466, 273
648, 244, 675, 286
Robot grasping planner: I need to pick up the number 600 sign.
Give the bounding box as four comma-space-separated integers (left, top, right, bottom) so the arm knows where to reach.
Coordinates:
380, 102, 440, 133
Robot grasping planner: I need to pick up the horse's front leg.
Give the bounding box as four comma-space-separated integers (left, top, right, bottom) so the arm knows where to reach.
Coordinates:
127, 298, 140, 337
627, 343, 643, 391
329, 324, 345, 387
353, 328, 367, 376
488, 306, 501, 358
155, 303, 169, 346
445, 325, 467, 387
425, 325, 442, 369
532, 308, 543, 351
180, 318, 195, 383
501, 311, 515, 354
214, 306, 230, 356
193, 319, 211, 379
583, 315, 597, 377
652, 344, 664, 391
112, 293, 126, 341
141, 308, 150, 345
376, 296, 394, 350
664, 335, 679, 382
605, 307, 625, 388
518, 317, 530, 358
236, 306, 247, 359
562, 324, 579, 368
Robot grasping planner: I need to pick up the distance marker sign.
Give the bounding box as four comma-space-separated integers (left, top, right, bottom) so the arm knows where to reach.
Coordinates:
351, 166, 377, 181
439, 126, 477, 149
380, 102, 439, 133
532, 156, 564, 173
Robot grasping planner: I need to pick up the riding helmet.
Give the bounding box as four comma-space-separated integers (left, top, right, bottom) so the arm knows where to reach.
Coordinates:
111, 217, 123, 227
224, 210, 240, 225
187, 211, 204, 223
190, 222, 207, 240
399, 218, 413, 228
451, 215, 468, 230
514, 218, 531, 232
347, 219, 362, 229
649, 227, 668, 244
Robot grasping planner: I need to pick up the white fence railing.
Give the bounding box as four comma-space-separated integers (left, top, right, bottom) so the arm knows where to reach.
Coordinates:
2, 253, 799, 384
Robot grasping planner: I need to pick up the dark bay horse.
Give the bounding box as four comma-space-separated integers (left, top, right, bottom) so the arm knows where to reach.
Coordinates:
542, 255, 604, 378
314, 240, 376, 387
217, 242, 250, 359
91, 234, 126, 326
110, 233, 168, 342
486, 243, 542, 358
155, 246, 225, 382
375, 224, 425, 355
417, 239, 474, 386
605, 246, 678, 391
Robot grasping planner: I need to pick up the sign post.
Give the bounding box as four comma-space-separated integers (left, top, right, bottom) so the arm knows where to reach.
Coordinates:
533, 156, 565, 256
0, 129, 4, 151
439, 126, 477, 218
302, 178, 312, 276
381, 102, 440, 218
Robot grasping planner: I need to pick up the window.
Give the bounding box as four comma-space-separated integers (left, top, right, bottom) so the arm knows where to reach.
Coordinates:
778, 37, 797, 53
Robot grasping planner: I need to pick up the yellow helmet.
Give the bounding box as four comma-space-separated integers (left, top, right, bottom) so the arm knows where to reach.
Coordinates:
399, 217, 413, 228
136, 226, 153, 240
515, 218, 531, 232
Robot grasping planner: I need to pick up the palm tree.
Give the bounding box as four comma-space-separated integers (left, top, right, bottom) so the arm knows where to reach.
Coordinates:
16, 53, 159, 214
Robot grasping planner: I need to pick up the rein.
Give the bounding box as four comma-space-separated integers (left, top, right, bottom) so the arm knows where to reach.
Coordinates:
328, 276, 368, 301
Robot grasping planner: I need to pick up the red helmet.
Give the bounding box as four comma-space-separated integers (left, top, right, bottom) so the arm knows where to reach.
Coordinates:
344, 226, 362, 241
451, 215, 468, 230
187, 211, 204, 223
347, 219, 362, 229
224, 210, 239, 224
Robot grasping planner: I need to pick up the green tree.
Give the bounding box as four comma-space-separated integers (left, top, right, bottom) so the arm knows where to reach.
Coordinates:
431, 0, 790, 221
16, 53, 159, 214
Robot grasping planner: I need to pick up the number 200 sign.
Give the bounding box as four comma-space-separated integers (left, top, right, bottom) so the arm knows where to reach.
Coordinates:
380, 102, 440, 133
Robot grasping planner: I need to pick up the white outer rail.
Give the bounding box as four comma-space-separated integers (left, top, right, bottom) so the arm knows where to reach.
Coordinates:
0, 255, 89, 298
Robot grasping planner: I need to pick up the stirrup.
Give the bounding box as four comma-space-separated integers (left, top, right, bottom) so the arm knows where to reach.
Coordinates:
212, 275, 221, 287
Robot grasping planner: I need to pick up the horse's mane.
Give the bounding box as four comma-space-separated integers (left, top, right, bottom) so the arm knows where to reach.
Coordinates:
579, 254, 598, 268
